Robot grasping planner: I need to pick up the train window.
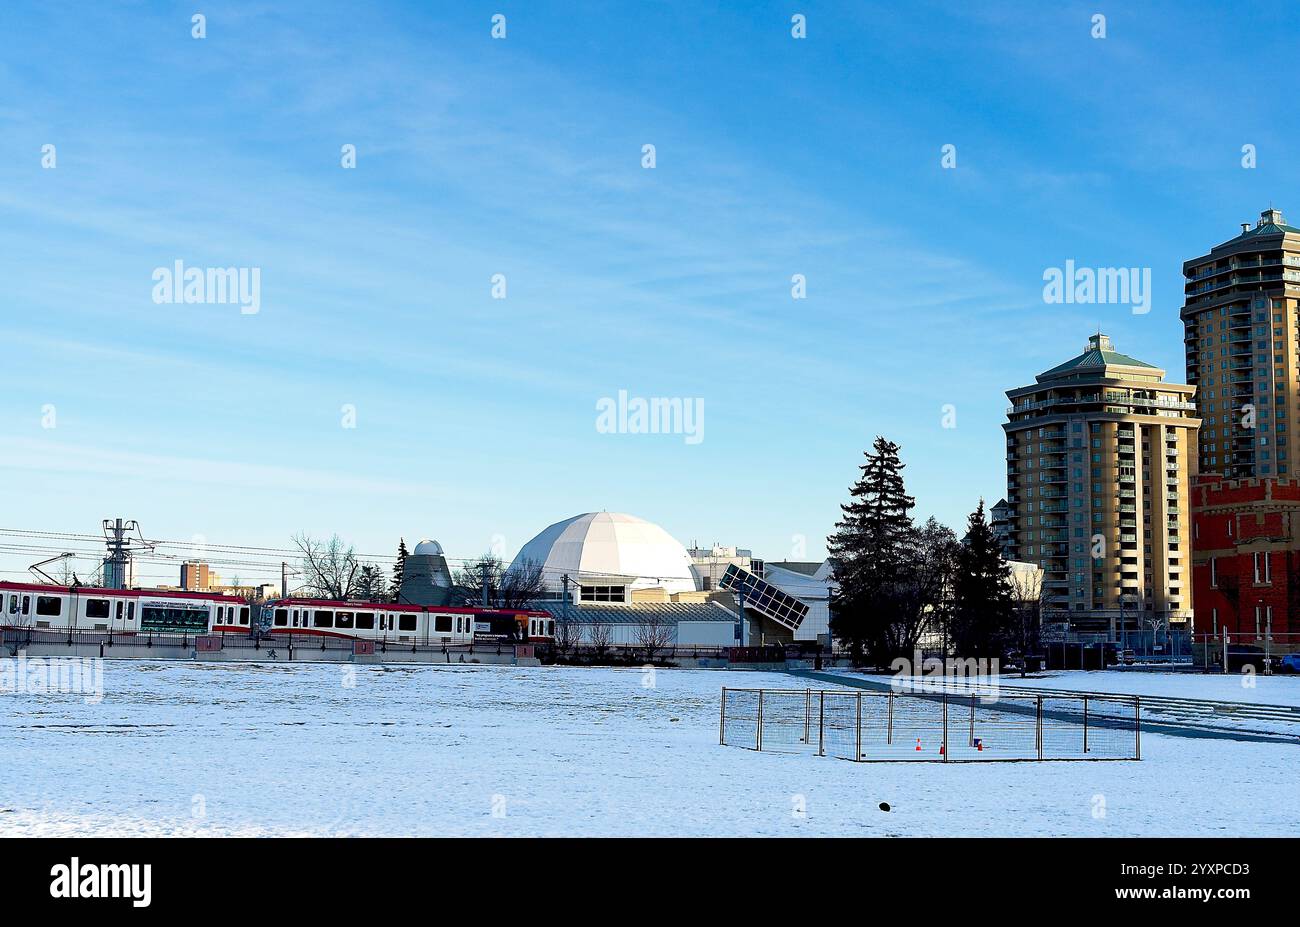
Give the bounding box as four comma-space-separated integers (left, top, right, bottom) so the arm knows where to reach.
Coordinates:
548, 620, 555, 636
274, 609, 288, 627
455, 616, 462, 634
398, 614, 417, 632
85, 599, 110, 620
141, 605, 210, 633
292, 609, 300, 627
7, 595, 16, 614
239, 606, 250, 625
128, 602, 135, 621
36, 596, 62, 617
435, 615, 451, 633
116, 601, 124, 621
21, 596, 30, 615
355, 612, 375, 630
313, 610, 334, 628
335, 611, 354, 629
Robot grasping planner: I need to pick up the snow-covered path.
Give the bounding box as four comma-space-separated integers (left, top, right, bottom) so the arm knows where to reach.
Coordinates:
1, 662, 1294, 836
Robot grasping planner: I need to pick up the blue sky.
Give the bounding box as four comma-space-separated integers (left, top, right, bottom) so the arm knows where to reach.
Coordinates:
0, 1, 1294, 584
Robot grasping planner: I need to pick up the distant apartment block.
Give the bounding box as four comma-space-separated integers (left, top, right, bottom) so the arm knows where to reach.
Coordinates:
1004, 334, 1200, 634
180, 561, 211, 592
1182, 208, 1300, 478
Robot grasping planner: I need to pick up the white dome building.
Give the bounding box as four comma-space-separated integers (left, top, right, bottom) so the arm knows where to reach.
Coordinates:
512, 512, 699, 602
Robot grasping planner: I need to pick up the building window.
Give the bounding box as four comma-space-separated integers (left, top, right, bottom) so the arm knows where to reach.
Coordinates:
1209, 556, 1217, 587
580, 585, 626, 603
1253, 551, 1271, 584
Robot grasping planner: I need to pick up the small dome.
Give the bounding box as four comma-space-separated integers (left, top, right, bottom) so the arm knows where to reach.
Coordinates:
412, 539, 444, 557
512, 512, 698, 595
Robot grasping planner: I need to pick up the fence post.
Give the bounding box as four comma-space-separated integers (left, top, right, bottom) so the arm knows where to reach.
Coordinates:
818, 690, 825, 757
941, 693, 949, 761
969, 693, 976, 746
756, 689, 764, 751
720, 687, 727, 745
1036, 695, 1043, 760
855, 692, 862, 761
804, 689, 811, 746
887, 690, 894, 745
1134, 696, 1141, 761
1082, 695, 1089, 754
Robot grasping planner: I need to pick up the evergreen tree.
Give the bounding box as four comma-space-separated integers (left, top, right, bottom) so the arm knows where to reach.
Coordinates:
391, 538, 408, 603
950, 500, 1015, 658
826, 437, 916, 665
356, 564, 388, 602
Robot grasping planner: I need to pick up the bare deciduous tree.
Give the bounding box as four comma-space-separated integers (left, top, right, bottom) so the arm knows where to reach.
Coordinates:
635, 612, 674, 662
453, 554, 548, 609
555, 609, 582, 655
1007, 565, 1044, 676
588, 619, 612, 658
294, 533, 360, 601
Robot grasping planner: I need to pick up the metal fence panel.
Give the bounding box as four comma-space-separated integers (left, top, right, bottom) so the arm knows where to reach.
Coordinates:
720, 687, 1140, 763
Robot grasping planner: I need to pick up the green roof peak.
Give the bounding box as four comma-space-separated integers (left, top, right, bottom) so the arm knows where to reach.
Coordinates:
1038, 333, 1159, 379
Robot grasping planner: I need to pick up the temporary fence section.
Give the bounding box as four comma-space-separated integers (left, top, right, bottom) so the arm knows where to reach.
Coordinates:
719, 686, 1140, 762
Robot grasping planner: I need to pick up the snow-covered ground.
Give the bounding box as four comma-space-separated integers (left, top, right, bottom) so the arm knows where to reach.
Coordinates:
978, 669, 1300, 707
826, 666, 1300, 705
1, 661, 1295, 836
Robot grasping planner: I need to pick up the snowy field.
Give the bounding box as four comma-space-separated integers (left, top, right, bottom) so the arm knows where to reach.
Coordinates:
1, 661, 1296, 837
975, 669, 1300, 707
826, 668, 1300, 706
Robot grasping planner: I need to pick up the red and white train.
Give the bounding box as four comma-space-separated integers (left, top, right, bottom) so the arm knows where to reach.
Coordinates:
263, 597, 554, 646
0, 581, 555, 646
0, 581, 251, 634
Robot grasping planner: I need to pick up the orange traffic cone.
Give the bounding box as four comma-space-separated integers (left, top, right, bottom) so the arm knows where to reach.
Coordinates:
976, 739, 984, 752
939, 743, 945, 756
915, 738, 921, 751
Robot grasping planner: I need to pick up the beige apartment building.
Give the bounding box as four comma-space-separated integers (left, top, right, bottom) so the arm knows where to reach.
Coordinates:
1182, 208, 1300, 478
1004, 334, 1200, 634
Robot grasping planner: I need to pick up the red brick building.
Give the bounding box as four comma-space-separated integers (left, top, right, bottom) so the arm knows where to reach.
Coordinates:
1191, 474, 1300, 637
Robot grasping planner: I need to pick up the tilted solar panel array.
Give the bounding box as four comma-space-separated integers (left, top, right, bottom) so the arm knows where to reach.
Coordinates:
719, 563, 808, 631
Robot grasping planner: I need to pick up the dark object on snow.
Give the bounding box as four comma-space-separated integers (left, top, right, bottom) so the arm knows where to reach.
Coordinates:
879, 802, 891, 812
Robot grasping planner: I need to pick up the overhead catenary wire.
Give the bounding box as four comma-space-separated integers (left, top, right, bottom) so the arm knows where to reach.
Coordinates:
0, 527, 702, 588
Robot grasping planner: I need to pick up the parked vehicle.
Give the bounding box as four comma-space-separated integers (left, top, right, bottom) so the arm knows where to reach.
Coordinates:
1279, 653, 1300, 675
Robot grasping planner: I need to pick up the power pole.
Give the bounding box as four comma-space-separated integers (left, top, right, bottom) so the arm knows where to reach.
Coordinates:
736, 578, 747, 647
282, 561, 288, 598
102, 518, 151, 589
480, 560, 490, 607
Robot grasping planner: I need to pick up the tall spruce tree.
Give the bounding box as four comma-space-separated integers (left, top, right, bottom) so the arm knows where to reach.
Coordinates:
827, 437, 916, 665
951, 500, 1014, 658
391, 538, 409, 603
